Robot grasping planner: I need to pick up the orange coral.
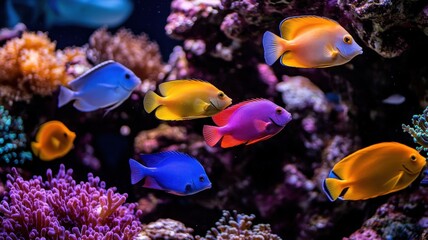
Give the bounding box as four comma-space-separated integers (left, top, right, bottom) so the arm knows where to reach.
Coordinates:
0, 32, 90, 102
88, 28, 165, 93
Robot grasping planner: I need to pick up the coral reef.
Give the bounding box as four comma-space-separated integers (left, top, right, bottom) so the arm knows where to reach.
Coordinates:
0, 164, 142, 239
134, 123, 188, 154
402, 106, 428, 152
137, 218, 194, 240
0, 31, 90, 103
0, 105, 32, 165
338, 0, 428, 58
0, 23, 26, 43
87, 28, 166, 94
196, 210, 281, 240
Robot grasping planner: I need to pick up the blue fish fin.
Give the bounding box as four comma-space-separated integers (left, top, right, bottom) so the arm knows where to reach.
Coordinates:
262, 31, 286, 66
129, 158, 148, 184
58, 86, 76, 108
103, 97, 128, 117
68, 60, 116, 90
73, 100, 99, 112
143, 177, 164, 191
140, 151, 187, 167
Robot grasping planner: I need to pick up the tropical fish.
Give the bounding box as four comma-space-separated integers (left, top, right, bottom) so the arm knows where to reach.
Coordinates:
58, 60, 141, 114
203, 98, 292, 148
143, 80, 232, 120
31, 120, 76, 161
129, 151, 212, 196
322, 142, 426, 201
263, 15, 363, 68
4, 0, 133, 29
382, 94, 405, 105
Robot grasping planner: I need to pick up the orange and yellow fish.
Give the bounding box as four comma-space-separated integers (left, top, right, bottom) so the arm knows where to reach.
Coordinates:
263, 15, 363, 68
31, 120, 76, 161
322, 142, 426, 201
143, 79, 232, 120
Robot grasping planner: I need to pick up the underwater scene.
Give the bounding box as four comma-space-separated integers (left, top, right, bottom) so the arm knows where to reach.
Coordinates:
1, 0, 428, 239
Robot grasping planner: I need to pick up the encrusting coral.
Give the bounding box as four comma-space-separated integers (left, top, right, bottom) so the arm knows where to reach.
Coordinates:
87, 28, 166, 93
0, 31, 90, 103
0, 105, 32, 165
0, 164, 142, 239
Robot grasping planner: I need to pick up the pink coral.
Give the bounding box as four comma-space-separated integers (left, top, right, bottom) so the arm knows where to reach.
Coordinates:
0, 164, 142, 239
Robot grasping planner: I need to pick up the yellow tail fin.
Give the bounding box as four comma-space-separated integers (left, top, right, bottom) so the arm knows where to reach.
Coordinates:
143, 91, 162, 113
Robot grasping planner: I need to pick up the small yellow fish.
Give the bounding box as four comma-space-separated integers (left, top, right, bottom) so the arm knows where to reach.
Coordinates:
263, 15, 363, 68
143, 80, 232, 120
31, 120, 76, 161
323, 142, 426, 201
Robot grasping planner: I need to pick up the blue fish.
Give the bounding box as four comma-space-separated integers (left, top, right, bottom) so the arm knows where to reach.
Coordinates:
129, 151, 212, 196
58, 60, 140, 114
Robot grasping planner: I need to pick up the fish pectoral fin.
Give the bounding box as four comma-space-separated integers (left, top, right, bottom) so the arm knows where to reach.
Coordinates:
98, 83, 118, 89
194, 98, 211, 112
143, 177, 164, 191
254, 119, 271, 132
383, 172, 403, 190
73, 100, 99, 112
324, 46, 338, 60
155, 106, 183, 120
51, 137, 61, 148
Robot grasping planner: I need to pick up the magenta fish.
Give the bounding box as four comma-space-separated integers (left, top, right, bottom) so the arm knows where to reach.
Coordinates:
203, 98, 292, 148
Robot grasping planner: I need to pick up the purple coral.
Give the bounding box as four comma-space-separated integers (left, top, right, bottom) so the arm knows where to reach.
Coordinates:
0, 164, 142, 239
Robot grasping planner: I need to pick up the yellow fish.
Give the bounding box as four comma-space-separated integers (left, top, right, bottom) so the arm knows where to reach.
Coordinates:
263, 15, 363, 68
31, 120, 76, 161
143, 80, 232, 120
323, 142, 426, 201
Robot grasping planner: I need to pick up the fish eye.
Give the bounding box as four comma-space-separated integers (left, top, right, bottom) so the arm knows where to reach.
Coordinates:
343, 35, 352, 44
410, 155, 417, 161
199, 176, 205, 182
218, 92, 224, 98
185, 184, 192, 192
125, 73, 131, 79
275, 107, 282, 114
63, 133, 68, 138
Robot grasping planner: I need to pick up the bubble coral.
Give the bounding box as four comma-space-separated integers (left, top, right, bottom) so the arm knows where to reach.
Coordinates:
0, 164, 142, 239
0, 31, 89, 103
136, 218, 194, 240
196, 210, 281, 240
0, 105, 32, 165
87, 28, 166, 93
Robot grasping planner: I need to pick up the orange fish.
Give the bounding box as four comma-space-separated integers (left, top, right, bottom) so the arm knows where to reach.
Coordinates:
263, 15, 363, 68
31, 120, 76, 161
323, 142, 426, 201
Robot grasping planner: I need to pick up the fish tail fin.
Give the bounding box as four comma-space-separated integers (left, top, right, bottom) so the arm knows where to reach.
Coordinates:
322, 178, 347, 201
31, 142, 40, 157
58, 86, 75, 108
143, 90, 162, 113
203, 125, 223, 147
262, 31, 287, 66
129, 158, 148, 184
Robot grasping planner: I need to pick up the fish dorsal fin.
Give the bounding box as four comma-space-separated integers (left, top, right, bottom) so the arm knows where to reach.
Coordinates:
143, 176, 164, 190
158, 79, 213, 96
140, 151, 188, 167
68, 60, 116, 89
212, 98, 266, 126
280, 15, 338, 40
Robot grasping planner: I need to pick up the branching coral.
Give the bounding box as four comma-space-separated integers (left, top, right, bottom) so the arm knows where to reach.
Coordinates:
87, 28, 166, 93
402, 106, 428, 152
0, 164, 142, 239
0, 31, 90, 102
0, 105, 32, 165
196, 210, 281, 240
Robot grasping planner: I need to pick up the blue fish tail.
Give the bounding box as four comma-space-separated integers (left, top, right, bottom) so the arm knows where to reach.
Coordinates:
58, 86, 75, 108
262, 31, 286, 66
129, 158, 149, 184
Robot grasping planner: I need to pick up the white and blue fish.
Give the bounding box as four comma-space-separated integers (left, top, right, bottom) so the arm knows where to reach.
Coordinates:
129, 151, 212, 196
58, 60, 140, 114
